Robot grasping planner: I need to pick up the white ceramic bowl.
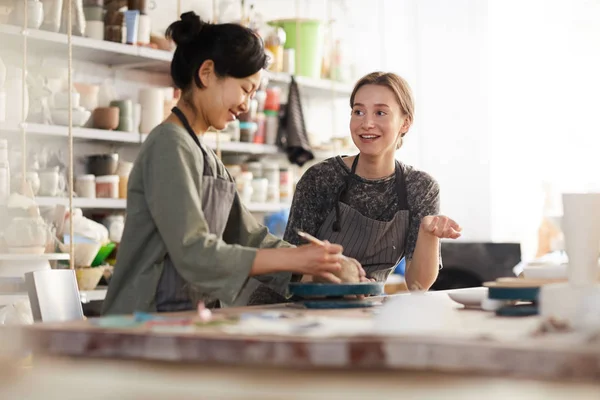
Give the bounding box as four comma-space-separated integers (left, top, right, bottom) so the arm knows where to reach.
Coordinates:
447, 287, 488, 308
51, 109, 91, 127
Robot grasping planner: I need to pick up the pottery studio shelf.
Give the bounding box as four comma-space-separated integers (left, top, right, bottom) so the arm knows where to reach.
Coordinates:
0, 23, 172, 73
0, 253, 70, 261
35, 197, 127, 210
34, 196, 290, 213
0, 23, 353, 93
0, 122, 142, 144
140, 133, 281, 155
267, 71, 354, 95
0, 287, 107, 307
0, 123, 284, 155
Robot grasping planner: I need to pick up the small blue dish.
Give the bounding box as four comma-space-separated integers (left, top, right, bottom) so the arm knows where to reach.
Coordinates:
302, 300, 377, 309
288, 282, 384, 298
488, 286, 539, 302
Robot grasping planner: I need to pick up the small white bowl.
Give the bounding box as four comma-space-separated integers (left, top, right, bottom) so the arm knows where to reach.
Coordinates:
51, 109, 91, 127
522, 263, 568, 280
447, 287, 488, 308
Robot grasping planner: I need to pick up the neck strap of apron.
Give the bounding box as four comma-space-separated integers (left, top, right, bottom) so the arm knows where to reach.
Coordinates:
333, 154, 408, 232
171, 106, 214, 175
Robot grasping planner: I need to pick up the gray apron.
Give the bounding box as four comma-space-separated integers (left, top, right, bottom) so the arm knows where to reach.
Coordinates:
155, 107, 252, 311
316, 155, 410, 282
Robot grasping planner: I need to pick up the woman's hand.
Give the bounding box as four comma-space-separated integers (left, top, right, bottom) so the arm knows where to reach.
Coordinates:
420, 215, 462, 239
342, 256, 366, 281
294, 241, 344, 283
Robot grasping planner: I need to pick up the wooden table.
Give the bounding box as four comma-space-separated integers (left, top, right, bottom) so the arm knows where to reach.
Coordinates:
1, 289, 599, 398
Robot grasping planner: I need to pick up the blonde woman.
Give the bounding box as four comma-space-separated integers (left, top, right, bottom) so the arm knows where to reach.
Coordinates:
284, 72, 462, 290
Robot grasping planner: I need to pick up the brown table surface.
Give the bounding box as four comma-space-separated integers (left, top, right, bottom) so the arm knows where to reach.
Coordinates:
2, 288, 600, 396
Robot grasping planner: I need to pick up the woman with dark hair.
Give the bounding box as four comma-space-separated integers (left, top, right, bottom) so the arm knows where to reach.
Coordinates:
102, 12, 355, 315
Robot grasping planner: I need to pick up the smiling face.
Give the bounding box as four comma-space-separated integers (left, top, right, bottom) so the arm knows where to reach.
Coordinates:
196, 61, 262, 131
349, 84, 411, 157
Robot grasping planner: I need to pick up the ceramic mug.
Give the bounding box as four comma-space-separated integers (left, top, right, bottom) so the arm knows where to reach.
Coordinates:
86, 20, 104, 40
39, 167, 62, 197
0, 91, 6, 123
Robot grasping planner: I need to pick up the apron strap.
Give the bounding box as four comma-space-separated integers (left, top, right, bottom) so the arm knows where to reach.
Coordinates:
333, 154, 408, 231
171, 106, 214, 176
394, 160, 409, 209
333, 155, 360, 232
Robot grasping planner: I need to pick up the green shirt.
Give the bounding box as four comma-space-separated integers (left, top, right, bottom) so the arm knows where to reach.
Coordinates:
102, 123, 291, 315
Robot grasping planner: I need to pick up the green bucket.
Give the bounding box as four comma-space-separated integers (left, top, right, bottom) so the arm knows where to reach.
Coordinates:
268, 19, 324, 79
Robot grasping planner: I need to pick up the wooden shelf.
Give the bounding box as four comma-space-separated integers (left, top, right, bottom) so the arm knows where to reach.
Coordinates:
0, 287, 106, 306
0, 122, 142, 144
140, 133, 281, 155
0, 253, 69, 261
0, 24, 352, 92
34, 196, 289, 213
0, 24, 172, 73
203, 139, 281, 155
267, 71, 354, 95
35, 197, 127, 210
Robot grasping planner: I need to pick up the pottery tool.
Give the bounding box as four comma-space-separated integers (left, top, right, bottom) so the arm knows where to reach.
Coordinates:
293, 231, 382, 308
297, 230, 325, 246
297, 230, 350, 261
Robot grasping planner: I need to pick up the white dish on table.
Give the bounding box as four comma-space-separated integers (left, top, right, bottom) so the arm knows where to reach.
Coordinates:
522, 262, 568, 280
447, 287, 488, 308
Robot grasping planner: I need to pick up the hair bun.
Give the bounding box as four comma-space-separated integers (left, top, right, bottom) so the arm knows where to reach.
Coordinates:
166, 11, 207, 46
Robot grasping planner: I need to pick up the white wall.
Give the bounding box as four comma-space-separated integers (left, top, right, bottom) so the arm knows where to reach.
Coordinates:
149, 0, 600, 259
381, 0, 491, 242
487, 0, 600, 258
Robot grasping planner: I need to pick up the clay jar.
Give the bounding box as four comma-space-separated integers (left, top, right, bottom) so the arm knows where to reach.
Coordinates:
93, 106, 119, 130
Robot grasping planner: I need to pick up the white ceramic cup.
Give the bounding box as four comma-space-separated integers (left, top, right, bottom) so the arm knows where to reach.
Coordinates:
139, 88, 165, 133
137, 14, 151, 45
39, 168, 61, 197
562, 193, 600, 286
86, 20, 105, 41
132, 103, 142, 133
0, 91, 6, 122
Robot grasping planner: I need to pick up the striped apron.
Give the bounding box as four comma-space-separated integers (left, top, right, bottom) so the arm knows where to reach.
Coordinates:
316, 155, 410, 282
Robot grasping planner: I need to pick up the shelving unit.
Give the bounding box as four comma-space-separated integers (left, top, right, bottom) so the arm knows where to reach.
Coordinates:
0, 123, 282, 153
140, 133, 280, 155
0, 23, 172, 73
0, 253, 70, 261
0, 23, 352, 94
0, 122, 142, 144
33, 196, 289, 213
0, 20, 345, 218
0, 5, 351, 312
267, 71, 354, 95
35, 197, 127, 209
0, 287, 106, 307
